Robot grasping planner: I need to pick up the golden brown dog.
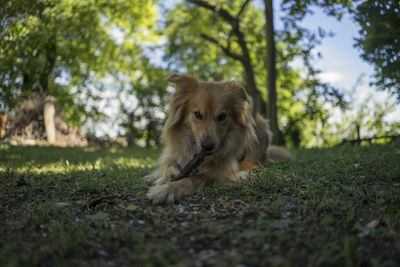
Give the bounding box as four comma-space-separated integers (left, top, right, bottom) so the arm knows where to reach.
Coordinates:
146, 73, 291, 204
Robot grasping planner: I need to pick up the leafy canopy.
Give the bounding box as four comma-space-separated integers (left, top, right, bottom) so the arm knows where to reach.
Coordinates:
0, 0, 158, 125
353, 0, 400, 101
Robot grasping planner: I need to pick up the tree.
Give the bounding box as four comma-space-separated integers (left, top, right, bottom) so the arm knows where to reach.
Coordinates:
353, 0, 400, 101
323, 75, 400, 146
186, 0, 266, 116
263, 0, 279, 143
164, 0, 345, 147
116, 62, 169, 147
285, 0, 400, 101
0, 0, 158, 142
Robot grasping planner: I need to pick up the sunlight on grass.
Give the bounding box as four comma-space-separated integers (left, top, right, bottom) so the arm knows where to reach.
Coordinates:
82, 147, 100, 152
0, 144, 10, 150
0, 146, 159, 172
3, 155, 157, 175
112, 156, 156, 168
109, 147, 126, 154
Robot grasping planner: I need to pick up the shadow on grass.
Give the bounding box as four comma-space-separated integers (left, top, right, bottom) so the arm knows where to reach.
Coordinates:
0, 145, 177, 266
0, 166, 180, 266
0, 144, 399, 266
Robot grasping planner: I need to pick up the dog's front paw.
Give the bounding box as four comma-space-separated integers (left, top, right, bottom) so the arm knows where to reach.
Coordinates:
155, 166, 180, 185
146, 184, 177, 204
238, 170, 249, 179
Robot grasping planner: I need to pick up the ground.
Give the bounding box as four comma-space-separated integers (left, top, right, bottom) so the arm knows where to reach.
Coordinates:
0, 144, 399, 266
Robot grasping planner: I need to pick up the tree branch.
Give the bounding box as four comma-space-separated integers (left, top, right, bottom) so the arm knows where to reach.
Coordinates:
186, 0, 235, 23
236, 0, 251, 19
200, 33, 244, 62
187, 0, 266, 114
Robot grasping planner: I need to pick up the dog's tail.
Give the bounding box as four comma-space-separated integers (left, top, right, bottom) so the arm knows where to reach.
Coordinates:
251, 114, 293, 164
267, 145, 293, 163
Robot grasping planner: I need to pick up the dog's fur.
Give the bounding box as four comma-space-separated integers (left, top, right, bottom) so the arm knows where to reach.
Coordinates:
146, 73, 292, 204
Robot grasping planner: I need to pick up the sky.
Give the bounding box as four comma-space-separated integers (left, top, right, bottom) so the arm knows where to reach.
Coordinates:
275, 1, 374, 92
272, 0, 400, 124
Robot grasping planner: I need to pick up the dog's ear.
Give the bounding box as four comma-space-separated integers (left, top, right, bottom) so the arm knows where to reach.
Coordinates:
228, 81, 250, 103
162, 74, 197, 135
228, 82, 257, 147
235, 84, 250, 103
166, 73, 198, 91
227, 82, 252, 126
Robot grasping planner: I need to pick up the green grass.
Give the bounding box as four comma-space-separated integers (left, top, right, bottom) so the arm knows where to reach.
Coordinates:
1, 143, 399, 266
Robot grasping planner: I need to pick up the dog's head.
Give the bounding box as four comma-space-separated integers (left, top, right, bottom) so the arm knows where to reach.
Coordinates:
163, 73, 255, 158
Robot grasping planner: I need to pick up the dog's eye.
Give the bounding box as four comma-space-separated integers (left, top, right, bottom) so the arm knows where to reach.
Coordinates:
217, 113, 227, 122
194, 111, 203, 120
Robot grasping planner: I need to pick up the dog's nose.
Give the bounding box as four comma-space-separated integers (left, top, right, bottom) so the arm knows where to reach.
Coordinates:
201, 139, 215, 151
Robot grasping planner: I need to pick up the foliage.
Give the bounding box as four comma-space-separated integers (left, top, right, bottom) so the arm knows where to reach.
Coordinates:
324, 75, 400, 146
277, 0, 400, 146
353, 0, 400, 101
163, 2, 245, 81
0, 0, 47, 108
281, 0, 353, 20
116, 60, 170, 147
0, 0, 158, 125
0, 0, 398, 146
282, 0, 400, 101
1, 144, 399, 265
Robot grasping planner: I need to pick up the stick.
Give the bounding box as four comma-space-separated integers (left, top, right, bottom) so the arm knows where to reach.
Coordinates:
172, 149, 209, 181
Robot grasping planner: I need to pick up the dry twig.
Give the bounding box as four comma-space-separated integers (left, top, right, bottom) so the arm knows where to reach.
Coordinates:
172, 149, 209, 181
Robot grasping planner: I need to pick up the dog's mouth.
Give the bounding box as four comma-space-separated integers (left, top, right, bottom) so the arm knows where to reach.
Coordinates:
202, 145, 219, 162
205, 150, 214, 156
192, 139, 218, 155
200, 143, 219, 157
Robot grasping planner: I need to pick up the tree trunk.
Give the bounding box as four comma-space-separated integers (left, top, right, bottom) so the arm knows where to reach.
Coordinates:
0, 112, 7, 139
188, 0, 267, 116
127, 112, 136, 147
44, 95, 56, 144
238, 32, 267, 116
263, 0, 280, 144
41, 40, 57, 144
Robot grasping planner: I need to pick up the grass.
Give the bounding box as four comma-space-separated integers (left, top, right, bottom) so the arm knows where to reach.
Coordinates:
0, 143, 399, 266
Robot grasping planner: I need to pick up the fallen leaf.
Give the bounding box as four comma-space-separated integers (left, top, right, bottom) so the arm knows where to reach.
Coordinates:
366, 219, 379, 230
239, 229, 263, 239
388, 229, 396, 238
126, 204, 139, 211
54, 202, 69, 208
265, 256, 285, 267
270, 219, 290, 229
87, 212, 108, 221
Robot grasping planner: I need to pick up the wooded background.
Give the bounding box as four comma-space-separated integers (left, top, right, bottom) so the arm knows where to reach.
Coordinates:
0, 0, 399, 147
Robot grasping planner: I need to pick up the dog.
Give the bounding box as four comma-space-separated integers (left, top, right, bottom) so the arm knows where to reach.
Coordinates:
146, 73, 292, 204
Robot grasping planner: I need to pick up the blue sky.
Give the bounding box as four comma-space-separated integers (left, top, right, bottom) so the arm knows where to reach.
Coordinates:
257, 0, 374, 92
278, 1, 374, 91
265, 0, 399, 123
